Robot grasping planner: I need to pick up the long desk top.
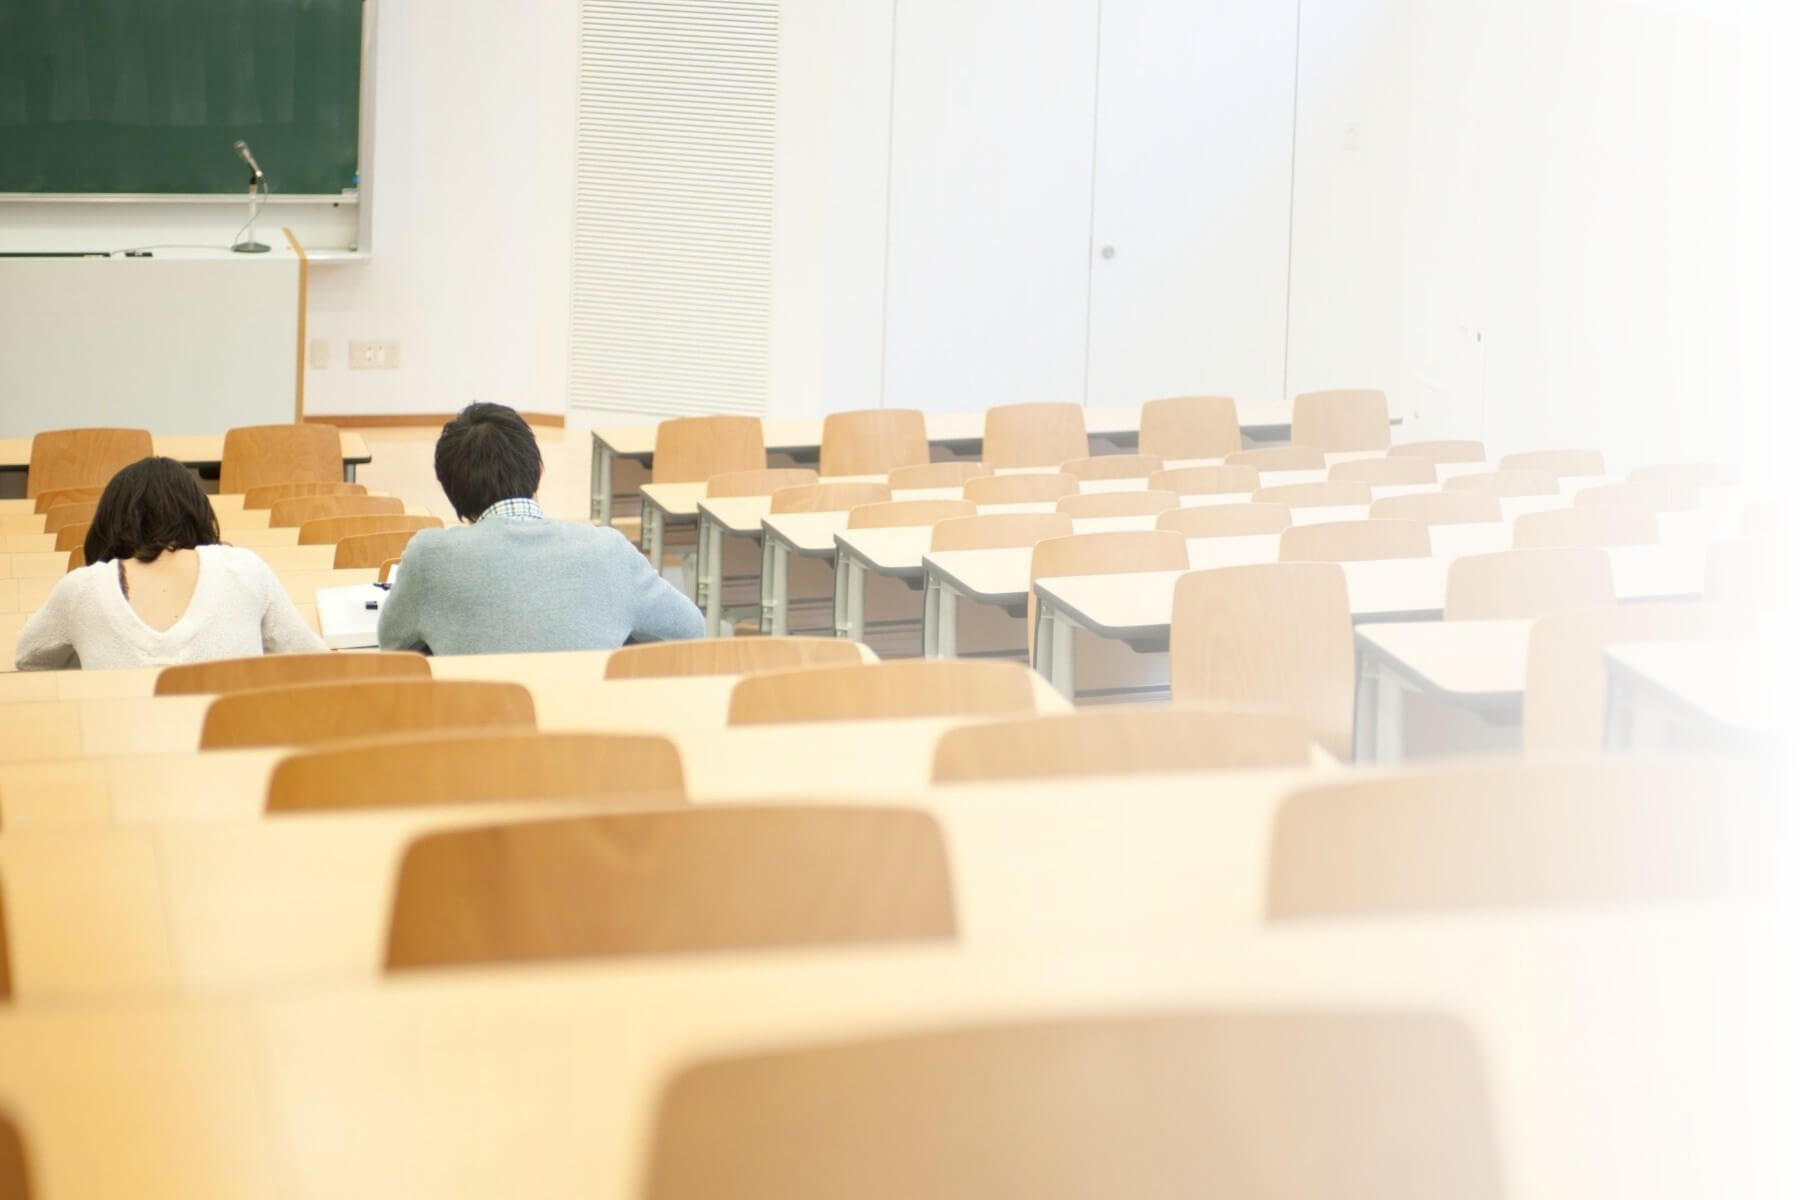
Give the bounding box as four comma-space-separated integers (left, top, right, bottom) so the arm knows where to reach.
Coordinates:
0, 430, 372, 474
1605, 639, 1777, 737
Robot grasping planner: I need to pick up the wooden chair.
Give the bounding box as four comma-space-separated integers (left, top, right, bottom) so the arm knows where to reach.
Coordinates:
1223, 445, 1324, 471
604, 636, 864, 679
1147, 464, 1259, 496
1267, 760, 1777, 918
727, 660, 1040, 725
1628, 461, 1739, 491
378, 558, 402, 584
643, 1010, 1498, 1200
267, 730, 686, 813
0, 1108, 26, 1200
1290, 388, 1391, 452
1497, 448, 1605, 477
1028, 530, 1188, 656
269, 494, 404, 528
931, 707, 1311, 782
1704, 539, 1782, 606
219, 423, 344, 493
1058, 454, 1162, 482
1327, 456, 1435, 485
31, 486, 103, 514
1522, 604, 1748, 753
156, 650, 430, 696
241, 481, 368, 509
53, 524, 87, 554
962, 473, 1078, 505
1572, 480, 1698, 513
846, 499, 977, 529
819, 409, 929, 477
650, 415, 765, 483
769, 481, 893, 514
25, 427, 152, 497
1443, 548, 1614, 620
0, 876, 9, 1002
1512, 504, 1658, 549
1443, 468, 1559, 497
703, 468, 818, 498
64, 545, 84, 572
384, 806, 955, 968
42, 501, 97, 535
1279, 519, 1430, 562
1249, 480, 1372, 509
1137, 394, 1243, 460
1156, 503, 1290, 539
199, 679, 535, 749
929, 511, 1073, 551
887, 461, 991, 490
1389, 439, 1485, 464
334, 529, 428, 569
297, 513, 443, 547
1170, 563, 1353, 758
1368, 491, 1501, 525
981, 402, 1089, 469
1054, 490, 1180, 519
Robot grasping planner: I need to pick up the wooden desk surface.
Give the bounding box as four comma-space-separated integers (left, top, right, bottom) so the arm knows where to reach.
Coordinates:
1354, 619, 1535, 699
0, 430, 371, 472
1605, 640, 1775, 735
0, 905, 1773, 1199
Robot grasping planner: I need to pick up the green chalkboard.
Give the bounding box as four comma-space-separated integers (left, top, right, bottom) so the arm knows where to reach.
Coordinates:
0, 0, 362, 195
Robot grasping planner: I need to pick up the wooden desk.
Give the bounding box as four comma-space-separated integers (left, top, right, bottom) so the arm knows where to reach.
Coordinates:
1603, 640, 1777, 753
0, 430, 373, 486
1352, 620, 1533, 762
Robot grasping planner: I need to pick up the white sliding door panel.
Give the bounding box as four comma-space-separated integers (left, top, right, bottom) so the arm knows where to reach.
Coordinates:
882, 0, 1101, 413
1085, 0, 1298, 409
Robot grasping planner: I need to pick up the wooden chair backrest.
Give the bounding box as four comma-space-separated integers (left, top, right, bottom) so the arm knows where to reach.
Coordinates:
199, 679, 535, 749
769, 481, 893, 514
156, 651, 430, 696
643, 1010, 1499, 1200
846, 499, 977, 529
1704, 539, 1782, 606
1249, 480, 1372, 509
241, 481, 368, 509
1291, 388, 1391, 452
1058, 454, 1163, 481
887, 461, 992, 490
1267, 760, 1777, 917
1223, 445, 1325, 471
297, 513, 443, 547
1279, 519, 1431, 563
1522, 604, 1748, 753
0, 1107, 27, 1200
1327, 456, 1435, 485
1170, 563, 1353, 758
1137, 394, 1242, 460
53, 524, 88, 554
1512, 504, 1658, 549
604, 636, 864, 679
1388, 439, 1485, 464
1496, 447, 1605, 477
1054, 489, 1181, 519
819, 408, 929, 477
1147, 464, 1259, 496
961, 472, 1078, 505
1028, 530, 1187, 655
64, 546, 84, 572
929, 511, 1073, 551
219, 423, 343, 494
1443, 548, 1614, 620
31, 486, 103, 514
981, 402, 1089, 469
267, 730, 686, 814
385, 806, 955, 968
1367, 491, 1501, 525
0, 877, 9, 1002
334, 529, 427, 569
1156, 502, 1291, 539
25, 427, 152, 497
269, 494, 405, 528
379, 558, 402, 583
42, 501, 97, 535
652, 415, 765, 484
931, 707, 1311, 782
727, 660, 1040, 725
703, 468, 818, 498
1572, 480, 1698, 513
1442, 468, 1559, 497
1628, 461, 1739, 491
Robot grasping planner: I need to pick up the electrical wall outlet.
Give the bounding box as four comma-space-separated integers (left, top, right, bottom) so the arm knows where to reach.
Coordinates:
349, 340, 400, 370
309, 338, 330, 369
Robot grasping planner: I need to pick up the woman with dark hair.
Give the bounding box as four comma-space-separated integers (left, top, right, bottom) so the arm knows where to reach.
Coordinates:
14, 456, 324, 670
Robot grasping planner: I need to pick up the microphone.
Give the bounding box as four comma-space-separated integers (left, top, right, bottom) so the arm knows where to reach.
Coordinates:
233, 139, 264, 181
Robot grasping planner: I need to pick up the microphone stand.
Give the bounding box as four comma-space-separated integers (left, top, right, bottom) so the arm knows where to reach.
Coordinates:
232, 166, 270, 254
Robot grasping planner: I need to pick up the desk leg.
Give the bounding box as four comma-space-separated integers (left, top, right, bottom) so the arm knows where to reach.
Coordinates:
922, 575, 940, 657
938, 583, 960, 659
1602, 670, 1636, 751
759, 539, 776, 633
1353, 650, 1404, 764
845, 560, 866, 642
1037, 606, 1076, 699
643, 506, 664, 569
593, 446, 613, 523
833, 556, 850, 638
701, 519, 723, 636
343, 461, 358, 483
770, 543, 790, 636
1353, 645, 1379, 762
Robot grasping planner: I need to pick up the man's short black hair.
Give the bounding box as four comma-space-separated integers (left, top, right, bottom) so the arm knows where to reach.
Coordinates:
84, 456, 221, 565
434, 402, 543, 521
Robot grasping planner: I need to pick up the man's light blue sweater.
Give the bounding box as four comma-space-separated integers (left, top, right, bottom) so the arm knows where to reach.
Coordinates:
376, 515, 703, 655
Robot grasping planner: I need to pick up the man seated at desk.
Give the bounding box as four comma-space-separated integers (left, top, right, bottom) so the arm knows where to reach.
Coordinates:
378, 402, 702, 655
